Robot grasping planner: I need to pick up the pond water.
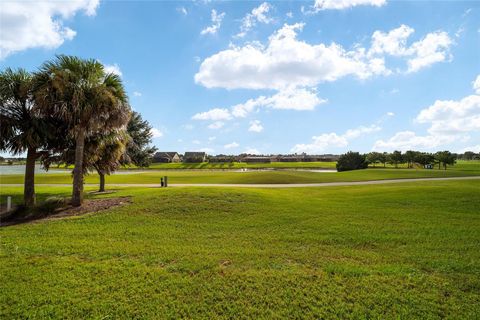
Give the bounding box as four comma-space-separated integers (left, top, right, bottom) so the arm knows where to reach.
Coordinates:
0, 165, 70, 175
0, 165, 152, 175
235, 168, 337, 173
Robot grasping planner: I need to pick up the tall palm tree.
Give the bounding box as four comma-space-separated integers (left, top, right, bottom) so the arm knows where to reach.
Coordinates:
34, 55, 131, 206
0, 68, 58, 207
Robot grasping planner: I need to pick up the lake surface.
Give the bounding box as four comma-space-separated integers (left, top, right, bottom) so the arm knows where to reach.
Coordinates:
0, 165, 70, 175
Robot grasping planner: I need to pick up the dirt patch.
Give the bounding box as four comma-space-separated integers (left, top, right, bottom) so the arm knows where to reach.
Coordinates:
1, 197, 131, 227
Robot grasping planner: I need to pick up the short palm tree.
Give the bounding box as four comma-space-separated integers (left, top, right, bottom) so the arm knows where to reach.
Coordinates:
57, 130, 129, 192
89, 130, 129, 192
34, 55, 131, 206
0, 68, 58, 207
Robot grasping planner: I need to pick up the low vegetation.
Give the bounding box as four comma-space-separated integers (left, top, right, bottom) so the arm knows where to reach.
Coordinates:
336, 151, 368, 172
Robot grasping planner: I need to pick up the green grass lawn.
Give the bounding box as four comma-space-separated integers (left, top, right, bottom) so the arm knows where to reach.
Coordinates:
1, 166, 479, 185
1, 180, 480, 318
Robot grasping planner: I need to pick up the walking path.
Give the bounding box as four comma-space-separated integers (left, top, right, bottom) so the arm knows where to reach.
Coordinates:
2, 176, 479, 188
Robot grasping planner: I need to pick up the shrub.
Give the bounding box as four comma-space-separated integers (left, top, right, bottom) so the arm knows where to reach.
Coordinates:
336, 152, 368, 172
35, 197, 66, 216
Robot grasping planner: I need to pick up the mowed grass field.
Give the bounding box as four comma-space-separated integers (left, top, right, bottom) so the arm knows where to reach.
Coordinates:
145, 161, 338, 170
1, 180, 480, 318
1, 167, 478, 185
2, 161, 479, 186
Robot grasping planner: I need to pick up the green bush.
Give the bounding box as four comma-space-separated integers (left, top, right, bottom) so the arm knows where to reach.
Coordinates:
35, 197, 66, 216
336, 151, 368, 172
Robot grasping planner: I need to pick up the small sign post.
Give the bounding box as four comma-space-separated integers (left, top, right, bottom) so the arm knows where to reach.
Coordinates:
164, 176, 168, 187
7, 196, 12, 212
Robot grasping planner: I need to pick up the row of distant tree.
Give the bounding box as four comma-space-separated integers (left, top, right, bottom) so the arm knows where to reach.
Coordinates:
0, 56, 156, 208
337, 150, 464, 172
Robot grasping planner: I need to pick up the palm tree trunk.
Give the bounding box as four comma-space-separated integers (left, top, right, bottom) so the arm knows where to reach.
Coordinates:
72, 129, 85, 207
24, 147, 37, 207
98, 170, 105, 192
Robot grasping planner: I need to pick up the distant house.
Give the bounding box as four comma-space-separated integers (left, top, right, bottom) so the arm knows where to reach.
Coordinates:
279, 155, 302, 162
153, 152, 181, 163
209, 154, 235, 163
243, 156, 271, 164
303, 154, 339, 162
270, 155, 281, 162
184, 152, 207, 163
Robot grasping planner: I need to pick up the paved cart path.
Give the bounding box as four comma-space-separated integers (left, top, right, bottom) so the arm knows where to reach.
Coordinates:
1, 176, 479, 189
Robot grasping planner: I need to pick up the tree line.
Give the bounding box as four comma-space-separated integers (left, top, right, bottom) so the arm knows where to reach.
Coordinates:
0, 55, 156, 208
337, 150, 459, 172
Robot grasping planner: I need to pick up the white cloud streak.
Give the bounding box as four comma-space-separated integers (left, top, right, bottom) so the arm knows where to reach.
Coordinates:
312, 0, 386, 11
201, 9, 225, 35
236, 2, 273, 38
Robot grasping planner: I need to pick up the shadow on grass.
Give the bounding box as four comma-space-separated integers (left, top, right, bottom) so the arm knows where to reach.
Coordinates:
1, 196, 131, 227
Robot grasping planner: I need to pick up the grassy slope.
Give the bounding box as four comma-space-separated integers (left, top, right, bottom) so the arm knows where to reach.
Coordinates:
1, 181, 480, 318
1, 166, 480, 185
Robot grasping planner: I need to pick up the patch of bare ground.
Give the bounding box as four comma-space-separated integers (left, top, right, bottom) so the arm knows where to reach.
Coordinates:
1, 197, 131, 227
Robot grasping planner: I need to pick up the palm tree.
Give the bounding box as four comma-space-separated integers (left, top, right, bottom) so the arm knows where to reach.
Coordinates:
0, 68, 58, 207
59, 131, 129, 192
90, 131, 129, 192
34, 55, 131, 206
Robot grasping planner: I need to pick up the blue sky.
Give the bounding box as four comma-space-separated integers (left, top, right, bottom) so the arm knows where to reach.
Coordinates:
1, 0, 480, 155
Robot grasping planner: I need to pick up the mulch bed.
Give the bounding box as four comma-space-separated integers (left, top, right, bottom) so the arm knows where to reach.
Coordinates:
0, 197, 131, 227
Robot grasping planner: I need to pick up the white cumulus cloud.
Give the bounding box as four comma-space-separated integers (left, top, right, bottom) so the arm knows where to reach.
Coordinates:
292, 133, 348, 154
248, 120, 264, 133
374, 75, 480, 151
416, 95, 480, 135
244, 148, 261, 154
150, 128, 163, 138
224, 142, 240, 149
368, 25, 452, 73
372, 131, 453, 151
473, 75, 480, 94
232, 87, 326, 118
292, 124, 381, 153
192, 108, 232, 121
196, 23, 391, 90
196, 23, 452, 91
104, 63, 122, 77
0, 0, 99, 59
